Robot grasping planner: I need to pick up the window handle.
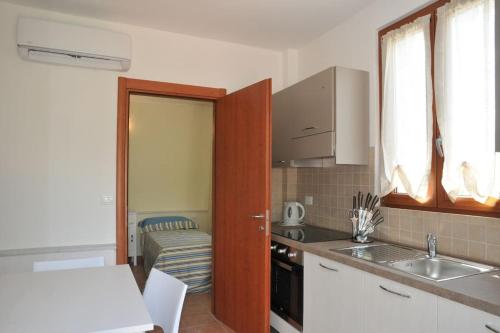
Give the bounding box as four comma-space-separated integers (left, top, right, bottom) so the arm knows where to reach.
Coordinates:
435, 137, 444, 157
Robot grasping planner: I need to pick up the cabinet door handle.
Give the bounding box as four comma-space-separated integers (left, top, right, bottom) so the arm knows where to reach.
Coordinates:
302, 126, 318, 131
486, 324, 500, 333
319, 263, 338, 272
379, 285, 411, 299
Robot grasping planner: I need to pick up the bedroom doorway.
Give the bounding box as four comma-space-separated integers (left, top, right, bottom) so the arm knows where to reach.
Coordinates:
116, 77, 272, 333
128, 93, 214, 291
116, 78, 226, 266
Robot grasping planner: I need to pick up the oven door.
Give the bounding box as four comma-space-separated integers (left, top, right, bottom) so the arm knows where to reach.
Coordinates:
271, 258, 303, 329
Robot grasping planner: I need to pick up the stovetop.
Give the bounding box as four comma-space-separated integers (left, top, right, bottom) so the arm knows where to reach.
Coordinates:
271, 224, 352, 243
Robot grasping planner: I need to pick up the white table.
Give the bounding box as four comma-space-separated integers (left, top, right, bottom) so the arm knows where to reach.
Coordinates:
0, 265, 153, 333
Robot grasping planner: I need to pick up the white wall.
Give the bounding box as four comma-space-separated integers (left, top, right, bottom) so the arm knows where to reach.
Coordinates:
0, 1, 284, 251
296, 0, 432, 147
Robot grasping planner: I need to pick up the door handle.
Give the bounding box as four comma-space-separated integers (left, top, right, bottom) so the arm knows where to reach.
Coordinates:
251, 210, 269, 234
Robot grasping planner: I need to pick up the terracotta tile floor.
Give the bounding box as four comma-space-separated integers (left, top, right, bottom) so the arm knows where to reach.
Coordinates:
179, 292, 233, 333
131, 264, 233, 333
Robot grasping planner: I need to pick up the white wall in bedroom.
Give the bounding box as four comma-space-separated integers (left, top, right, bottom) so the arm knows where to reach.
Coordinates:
0, 1, 284, 253
128, 95, 214, 233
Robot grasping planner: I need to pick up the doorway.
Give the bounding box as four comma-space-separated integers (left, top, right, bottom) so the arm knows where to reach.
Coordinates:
116, 77, 272, 333
115, 77, 226, 265
129, 93, 214, 288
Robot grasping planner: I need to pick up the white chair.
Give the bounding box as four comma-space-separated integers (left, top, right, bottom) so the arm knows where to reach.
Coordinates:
33, 256, 105, 272
143, 268, 188, 333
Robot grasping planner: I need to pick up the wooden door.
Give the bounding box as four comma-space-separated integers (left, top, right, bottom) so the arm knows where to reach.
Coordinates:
213, 79, 272, 333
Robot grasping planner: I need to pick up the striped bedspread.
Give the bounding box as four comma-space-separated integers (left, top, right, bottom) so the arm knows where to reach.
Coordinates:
143, 230, 212, 293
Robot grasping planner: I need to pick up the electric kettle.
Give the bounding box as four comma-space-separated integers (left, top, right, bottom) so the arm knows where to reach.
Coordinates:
282, 201, 305, 226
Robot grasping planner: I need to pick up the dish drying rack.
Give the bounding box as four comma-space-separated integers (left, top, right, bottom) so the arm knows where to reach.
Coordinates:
349, 191, 384, 243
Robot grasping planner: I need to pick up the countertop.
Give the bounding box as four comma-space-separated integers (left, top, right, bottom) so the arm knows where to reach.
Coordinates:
272, 231, 500, 317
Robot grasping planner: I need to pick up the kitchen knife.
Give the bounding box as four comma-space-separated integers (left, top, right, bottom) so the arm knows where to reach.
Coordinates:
353, 195, 357, 210
373, 216, 384, 227
360, 193, 364, 209
370, 195, 379, 211
365, 193, 372, 212
357, 191, 361, 209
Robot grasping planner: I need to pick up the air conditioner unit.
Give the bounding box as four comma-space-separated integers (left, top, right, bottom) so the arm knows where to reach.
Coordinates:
17, 17, 131, 71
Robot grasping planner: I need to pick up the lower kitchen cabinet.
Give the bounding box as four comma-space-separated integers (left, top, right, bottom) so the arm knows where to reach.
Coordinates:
303, 251, 499, 333
303, 252, 364, 333
438, 297, 500, 333
363, 273, 437, 333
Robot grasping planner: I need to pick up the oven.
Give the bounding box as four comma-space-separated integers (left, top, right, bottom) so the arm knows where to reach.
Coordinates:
270, 240, 303, 331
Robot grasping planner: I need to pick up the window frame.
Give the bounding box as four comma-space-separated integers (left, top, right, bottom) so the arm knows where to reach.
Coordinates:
378, 0, 500, 217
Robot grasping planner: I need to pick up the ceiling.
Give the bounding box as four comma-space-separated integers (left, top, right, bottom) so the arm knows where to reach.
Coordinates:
4, 0, 375, 49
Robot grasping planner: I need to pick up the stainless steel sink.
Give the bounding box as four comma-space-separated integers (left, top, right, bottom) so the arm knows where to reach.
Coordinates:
387, 257, 498, 282
333, 244, 422, 264
333, 243, 498, 282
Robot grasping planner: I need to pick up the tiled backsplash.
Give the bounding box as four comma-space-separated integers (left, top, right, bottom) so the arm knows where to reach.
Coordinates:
272, 148, 500, 266
271, 168, 285, 222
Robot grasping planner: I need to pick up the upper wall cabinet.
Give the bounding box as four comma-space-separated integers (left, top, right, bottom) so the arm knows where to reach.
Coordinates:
272, 67, 369, 165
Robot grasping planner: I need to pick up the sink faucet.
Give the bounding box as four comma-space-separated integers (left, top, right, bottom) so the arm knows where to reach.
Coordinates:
427, 233, 437, 258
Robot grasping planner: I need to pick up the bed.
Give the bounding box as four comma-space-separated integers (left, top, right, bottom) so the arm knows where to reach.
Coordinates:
138, 216, 212, 294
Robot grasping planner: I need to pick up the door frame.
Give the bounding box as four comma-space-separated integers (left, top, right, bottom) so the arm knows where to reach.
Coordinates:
115, 77, 226, 264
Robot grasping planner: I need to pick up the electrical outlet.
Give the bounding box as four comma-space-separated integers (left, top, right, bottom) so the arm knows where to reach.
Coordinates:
101, 195, 114, 205
305, 196, 313, 205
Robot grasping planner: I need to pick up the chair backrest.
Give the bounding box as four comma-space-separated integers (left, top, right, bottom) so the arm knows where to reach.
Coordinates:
143, 268, 188, 333
33, 256, 105, 272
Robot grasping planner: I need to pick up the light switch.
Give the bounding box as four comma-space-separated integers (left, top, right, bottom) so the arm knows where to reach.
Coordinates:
101, 195, 114, 205
305, 196, 313, 205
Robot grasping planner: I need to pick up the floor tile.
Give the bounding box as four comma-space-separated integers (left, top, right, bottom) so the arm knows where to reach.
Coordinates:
180, 313, 217, 328
131, 263, 233, 332
196, 323, 229, 332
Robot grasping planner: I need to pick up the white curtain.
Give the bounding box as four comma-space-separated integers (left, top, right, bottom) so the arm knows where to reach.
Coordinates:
380, 15, 433, 203
435, 0, 498, 203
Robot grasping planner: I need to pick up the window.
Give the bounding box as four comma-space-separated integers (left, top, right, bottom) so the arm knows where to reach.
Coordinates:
379, 0, 499, 216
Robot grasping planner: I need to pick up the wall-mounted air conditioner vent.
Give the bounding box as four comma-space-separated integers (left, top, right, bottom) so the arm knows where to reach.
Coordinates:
17, 17, 131, 72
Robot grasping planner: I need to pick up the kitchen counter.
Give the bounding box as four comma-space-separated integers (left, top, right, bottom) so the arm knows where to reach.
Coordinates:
272, 232, 500, 317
